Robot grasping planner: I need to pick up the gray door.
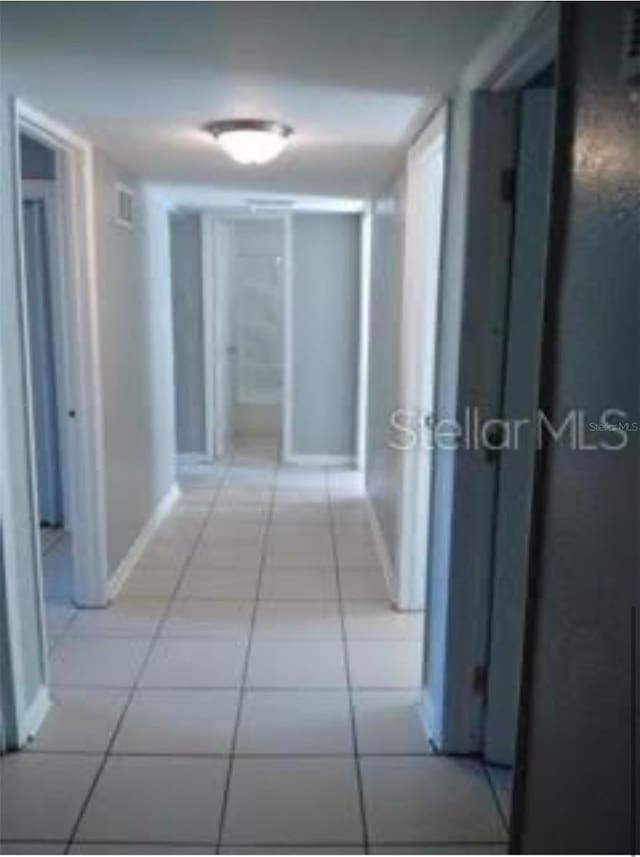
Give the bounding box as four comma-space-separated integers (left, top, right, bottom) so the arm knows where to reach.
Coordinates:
484, 89, 555, 765
23, 199, 64, 526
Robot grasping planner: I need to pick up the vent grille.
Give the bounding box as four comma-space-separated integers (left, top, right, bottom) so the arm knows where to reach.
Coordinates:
622, 5, 640, 82
115, 183, 135, 228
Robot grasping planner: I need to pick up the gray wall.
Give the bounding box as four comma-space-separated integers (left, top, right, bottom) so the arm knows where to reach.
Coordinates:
170, 213, 205, 455
93, 151, 175, 576
365, 176, 406, 568
515, 4, 639, 851
20, 134, 55, 180
291, 213, 360, 458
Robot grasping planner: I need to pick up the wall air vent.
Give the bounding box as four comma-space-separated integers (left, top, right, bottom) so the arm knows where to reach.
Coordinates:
622, 5, 640, 84
115, 182, 135, 229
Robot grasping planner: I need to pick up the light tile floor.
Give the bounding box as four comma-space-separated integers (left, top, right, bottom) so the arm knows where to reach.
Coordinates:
1, 441, 510, 854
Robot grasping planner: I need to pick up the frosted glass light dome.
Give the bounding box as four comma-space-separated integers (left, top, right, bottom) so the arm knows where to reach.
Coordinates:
205, 120, 293, 165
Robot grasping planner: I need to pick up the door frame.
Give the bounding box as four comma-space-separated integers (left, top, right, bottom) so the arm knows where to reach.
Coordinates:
14, 100, 108, 607
395, 105, 448, 611
22, 180, 72, 526
424, 1, 558, 754
201, 210, 292, 461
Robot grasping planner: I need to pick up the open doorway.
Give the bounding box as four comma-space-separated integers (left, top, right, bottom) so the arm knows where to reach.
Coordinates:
221, 216, 286, 459
14, 103, 109, 612
19, 133, 75, 618
206, 213, 288, 464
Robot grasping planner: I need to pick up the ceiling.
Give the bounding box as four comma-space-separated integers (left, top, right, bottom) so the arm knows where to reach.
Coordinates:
1, 2, 510, 198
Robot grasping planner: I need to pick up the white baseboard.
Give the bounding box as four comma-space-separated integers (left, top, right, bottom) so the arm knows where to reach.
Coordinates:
285, 454, 356, 467
108, 482, 181, 600
365, 494, 397, 606
21, 686, 51, 745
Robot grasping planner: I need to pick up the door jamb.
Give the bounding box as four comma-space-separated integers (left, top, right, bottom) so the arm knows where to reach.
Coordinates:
22, 179, 72, 526
201, 211, 216, 461
201, 211, 292, 461
281, 212, 293, 463
395, 106, 448, 611
426, 2, 558, 754
14, 99, 109, 607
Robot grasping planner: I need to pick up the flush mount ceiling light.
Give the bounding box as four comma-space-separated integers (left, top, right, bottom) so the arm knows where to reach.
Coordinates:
204, 119, 293, 165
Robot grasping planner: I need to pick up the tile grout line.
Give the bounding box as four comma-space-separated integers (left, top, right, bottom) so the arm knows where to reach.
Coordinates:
215, 447, 278, 851
326, 466, 370, 854
62, 458, 231, 853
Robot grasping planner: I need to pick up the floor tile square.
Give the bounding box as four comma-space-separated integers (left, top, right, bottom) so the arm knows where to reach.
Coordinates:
246, 640, 347, 688
50, 637, 151, 687
75, 756, 228, 844
26, 689, 128, 753
259, 569, 338, 601
155, 517, 203, 542
343, 602, 424, 640
120, 564, 182, 598
68, 846, 215, 854
253, 601, 342, 641
191, 542, 262, 569
161, 599, 253, 638
236, 691, 353, 755
347, 641, 423, 688
360, 756, 506, 844
370, 847, 507, 854
67, 598, 167, 637
137, 538, 192, 570
139, 638, 247, 687
339, 569, 389, 601
221, 758, 363, 845
203, 522, 266, 546
45, 603, 77, 639
352, 691, 430, 754
112, 689, 239, 754
0, 753, 102, 841
265, 547, 335, 568
178, 567, 259, 600
219, 848, 363, 855
335, 541, 380, 568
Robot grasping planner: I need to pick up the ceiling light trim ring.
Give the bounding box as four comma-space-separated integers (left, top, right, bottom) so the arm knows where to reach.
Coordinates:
204, 119, 293, 139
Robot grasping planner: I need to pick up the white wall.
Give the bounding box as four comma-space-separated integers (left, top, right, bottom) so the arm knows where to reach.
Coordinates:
291, 213, 360, 459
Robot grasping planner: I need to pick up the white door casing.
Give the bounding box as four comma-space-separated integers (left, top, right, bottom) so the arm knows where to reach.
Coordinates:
394, 106, 448, 611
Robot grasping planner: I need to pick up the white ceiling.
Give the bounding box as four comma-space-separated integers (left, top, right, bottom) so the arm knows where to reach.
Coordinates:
2, 2, 510, 197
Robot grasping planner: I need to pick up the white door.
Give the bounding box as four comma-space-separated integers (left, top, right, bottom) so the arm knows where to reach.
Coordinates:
22, 198, 64, 526
484, 88, 555, 765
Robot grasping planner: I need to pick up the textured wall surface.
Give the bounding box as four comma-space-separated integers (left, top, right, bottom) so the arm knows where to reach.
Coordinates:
516, 4, 640, 851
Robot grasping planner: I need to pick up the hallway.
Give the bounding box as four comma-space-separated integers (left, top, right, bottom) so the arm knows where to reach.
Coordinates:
1, 444, 507, 853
